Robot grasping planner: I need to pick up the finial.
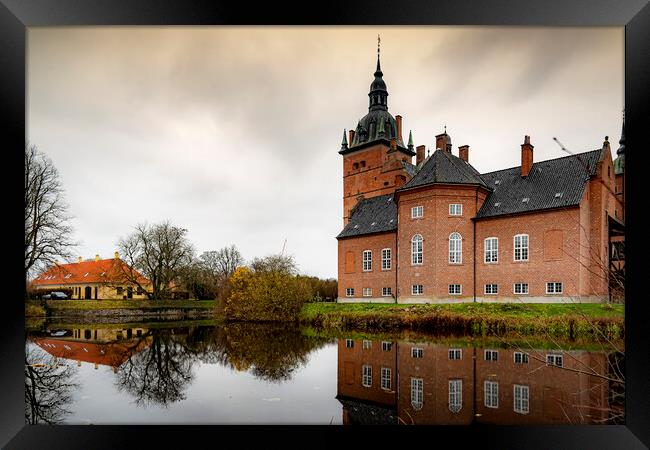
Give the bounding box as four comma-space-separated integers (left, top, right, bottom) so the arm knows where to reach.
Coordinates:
427, 148, 431, 157
408, 130, 414, 149
605, 136, 609, 142
376, 34, 382, 72
444, 124, 447, 134
341, 129, 348, 149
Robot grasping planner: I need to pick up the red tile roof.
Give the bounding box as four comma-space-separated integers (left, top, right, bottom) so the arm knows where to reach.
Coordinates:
32, 337, 151, 368
31, 258, 149, 286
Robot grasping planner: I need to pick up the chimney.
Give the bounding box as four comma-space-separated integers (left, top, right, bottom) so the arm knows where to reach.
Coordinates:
521, 135, 534, 177
395, 115, 403, 142
603, 135, 610, 152
435, 134, 445, 152
349, 129, 355, 146
77, 256, 83, 263
416, 145, 426, 165
114, 251, 120, 259
459, 145, 469, 162
95, 254, 100, 261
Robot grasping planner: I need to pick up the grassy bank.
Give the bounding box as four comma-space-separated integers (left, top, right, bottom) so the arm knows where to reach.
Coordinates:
45, 299, 216, 311
300, 302, 624, 340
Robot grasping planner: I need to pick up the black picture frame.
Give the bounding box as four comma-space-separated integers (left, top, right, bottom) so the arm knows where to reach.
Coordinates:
1, 1, 648, 448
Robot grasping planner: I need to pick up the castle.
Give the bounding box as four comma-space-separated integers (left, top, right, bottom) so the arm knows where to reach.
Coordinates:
335, 45, 625, 304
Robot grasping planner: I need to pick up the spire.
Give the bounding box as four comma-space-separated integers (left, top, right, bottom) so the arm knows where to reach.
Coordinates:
376, 34, 381, 72
617, 110, 625, 155
368, 36, 388, 112
341, 129, 348, 151
408, 130, 414, 150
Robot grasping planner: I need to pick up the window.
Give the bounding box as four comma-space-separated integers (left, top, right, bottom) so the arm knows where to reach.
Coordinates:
449, 379, 462, 413
449, 203, 463, 216
382, 287, 392, 297
411, 378, 424, 410
514, 234, 529, 261
381, 248, 392, 270
362, 340, 372, 350
411, 205, 423, 218
412, 284, 424, 295
485, 350, 498, 361
449, 232, 462, 264
362, 365, 372, 387
381, 367, 392, 390
411, 347, 423, 358
546, 282, 563, 294
484, 237, 498, 263
513, 283, 529, 295
484, 381, 499, 408
362, 250, 372, 271
547, 354, 563, 367
514, 385, 530, 414
449, 284, 462, 295
116, 287, 124, 295
345, 339, 354, 348
362, 288, 372, 297
345, 288, 354, 297
449, 349, 462, 360
411, 234, 423, 265
514, 352, 529, 364
485, 284, 498, 295
382, 341, 393, 352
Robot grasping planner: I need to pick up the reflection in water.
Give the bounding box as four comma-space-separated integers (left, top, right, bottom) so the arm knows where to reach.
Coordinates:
336, 339, 624, 425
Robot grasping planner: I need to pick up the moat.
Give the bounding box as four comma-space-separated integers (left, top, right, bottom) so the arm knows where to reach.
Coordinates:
25, 321, 624, 425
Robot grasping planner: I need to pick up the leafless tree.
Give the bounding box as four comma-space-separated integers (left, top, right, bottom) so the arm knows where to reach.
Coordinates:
250, 253, 297, 274
24, 144, 78, 280
117, 221, 195, 300
199, 245, 244, 281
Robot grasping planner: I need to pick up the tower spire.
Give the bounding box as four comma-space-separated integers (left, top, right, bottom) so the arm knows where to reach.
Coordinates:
341, 129, 348, 150
617, 109, 625, 155
376, 34, 381, 72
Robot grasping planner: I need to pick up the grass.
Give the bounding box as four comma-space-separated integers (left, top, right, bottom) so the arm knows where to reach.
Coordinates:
45, 299, 217, 311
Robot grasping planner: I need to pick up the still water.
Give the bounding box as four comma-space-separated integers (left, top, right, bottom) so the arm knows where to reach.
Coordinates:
25, 321, 624, 425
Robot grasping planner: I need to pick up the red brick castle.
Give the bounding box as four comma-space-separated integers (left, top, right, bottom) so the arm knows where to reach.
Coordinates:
336, 44, 625, 304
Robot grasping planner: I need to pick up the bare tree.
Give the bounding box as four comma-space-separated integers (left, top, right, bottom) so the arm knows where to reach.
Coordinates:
117, 221, 195, 300
199, 245, 244, 281
250, 253, 297, 274
24, 144, 77, 280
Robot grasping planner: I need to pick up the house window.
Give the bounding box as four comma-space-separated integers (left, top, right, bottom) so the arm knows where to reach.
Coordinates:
382, 341, 393, 352
546, 282, 563, 294
362, 340, 372, 349
514, 283, 529, 295
362, 250, 372, 271
449, 203, 463, 216
449, 348, 462, 360
449, 379, 463, 413
484, 381, 499, 408
485, 350, 498, 361
514, 234, 529, 261
547, 354, 563, 367
449, 232, 462, 264
345, 288, 354, 297
514, 352, 529, 364
382, 287, 392, 297
449, 284, 462, 295
381, 248, 392, 270
514, 385, 530, 414
411, 347, 423, 358
362, 365, 372, 387
362, 288, 372, 297
484, 237, 498, 263
381, 367, 392, 390
412, 284, 424, 295
411, 378, 424, 410
485, 284, 498, 295
345, 339, 354, 348
411, 234, 423, 265
116, 287, 124, 295
411, 205, 423, 218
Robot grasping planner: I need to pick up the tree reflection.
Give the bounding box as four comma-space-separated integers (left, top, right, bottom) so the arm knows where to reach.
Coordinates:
25, 345, 79, 424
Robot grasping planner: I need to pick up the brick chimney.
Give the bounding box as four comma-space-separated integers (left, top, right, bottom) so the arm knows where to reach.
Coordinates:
389, 137, 397, 152
95, 254, 100, 261
521, 135, 534, 177
77, 256, 83, 263
435, 134, 445, 152
416, 145, 426, 165
349, 129, 355, 146
114, 251, 120, 259
395, 115, 403, 142
459, 145, 469, 162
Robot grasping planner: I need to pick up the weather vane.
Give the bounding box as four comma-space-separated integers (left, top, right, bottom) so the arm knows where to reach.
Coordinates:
377, 34, 381, 56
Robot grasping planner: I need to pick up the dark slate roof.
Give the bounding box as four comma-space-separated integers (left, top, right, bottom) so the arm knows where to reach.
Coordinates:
338, 398, 397, 425
475, 149, 602, 219
399, 149, 488, 190
401, 160, 418, 177
337, 193, 397, 239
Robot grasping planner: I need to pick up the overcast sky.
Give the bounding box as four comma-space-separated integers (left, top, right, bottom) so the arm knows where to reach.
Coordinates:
27, 26, 623, 279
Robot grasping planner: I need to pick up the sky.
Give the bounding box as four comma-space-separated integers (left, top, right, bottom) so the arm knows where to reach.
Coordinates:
27, 26, 624, 279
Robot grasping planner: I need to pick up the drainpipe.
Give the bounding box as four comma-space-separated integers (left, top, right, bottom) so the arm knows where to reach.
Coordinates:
473, 187, 478, 302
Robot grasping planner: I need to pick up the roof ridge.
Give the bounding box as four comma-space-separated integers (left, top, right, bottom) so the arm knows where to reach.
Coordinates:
480, 148, 602, 176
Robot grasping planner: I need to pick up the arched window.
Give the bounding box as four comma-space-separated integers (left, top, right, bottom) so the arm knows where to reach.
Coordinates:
411, 234, 423, 265
449, 232, 462, 264
411, 378, 424, 410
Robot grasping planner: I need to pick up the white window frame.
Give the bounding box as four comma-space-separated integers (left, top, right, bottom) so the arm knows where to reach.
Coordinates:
546, 282, 563, 294
411, 234, 423, 265
449, 284, 462, 295
513, 385, 530, 414
449, 379, 463, 413
362, 250, 372, 271
411, 205, 423, 219
362, 365, 372, 387
484, 237, 498, 263
381, 341, 393, 352
412, 284, 423, 295
449, 203, 463, 216
411, 347, 423, 358
381, 287, 392, 297
345, 288, 354, 297
485, 349, 498, 361
514, 351, 529, 364
546, 354, 564, 367
513, 283, 529, 295
484, 381, 499, 408
381, 248, 392, 270
345, 339, 354, 348
381, 367, 392, 390
362, 287, 372, 297
448, 349, 462, 360
449, 232, 462, 264
484, 284, 498, 295
362, 340, 372, 350
411, 378, 424, 410
514, 234, 529, 261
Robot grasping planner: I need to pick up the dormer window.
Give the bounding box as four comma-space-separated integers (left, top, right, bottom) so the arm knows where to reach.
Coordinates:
494, 180, 501, 185
555, 192, 563, 198
522, 198, 530, 203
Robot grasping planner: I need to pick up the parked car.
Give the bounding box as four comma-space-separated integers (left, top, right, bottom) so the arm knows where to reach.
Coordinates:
43, 291, 68, 300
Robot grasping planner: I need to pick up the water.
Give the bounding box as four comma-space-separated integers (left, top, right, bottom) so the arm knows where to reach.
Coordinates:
25, 321, 624, 425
